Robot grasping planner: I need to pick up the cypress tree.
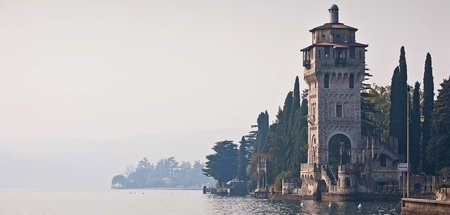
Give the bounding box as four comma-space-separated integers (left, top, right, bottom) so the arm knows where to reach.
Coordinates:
426, 77, 450, 174
281, 91, 293, 172
422, 53, 434, 174
290, 76, 301, 122
397, 46, 408, 158
291, 108, 304, 177
237, 136, 251, 181
287, 77, 301, 174
389, 67, 400, 146
267, 92, 293, 178
255, 111, 269, 153
410, 82, 421, 173
299, 97, 309, 163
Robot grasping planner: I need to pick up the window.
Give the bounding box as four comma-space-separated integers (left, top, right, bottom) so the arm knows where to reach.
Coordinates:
318, 49, 322, 58
349, 73, 355, 88
380, 154, 387, 167
324, 73, 330, 88
349, 47, 355, 59
359, 50, 363, 59
324, 47, 330, 58
336, 103, 343, 117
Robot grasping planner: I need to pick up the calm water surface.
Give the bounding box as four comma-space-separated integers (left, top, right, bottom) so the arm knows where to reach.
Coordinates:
0, 189, 401, 215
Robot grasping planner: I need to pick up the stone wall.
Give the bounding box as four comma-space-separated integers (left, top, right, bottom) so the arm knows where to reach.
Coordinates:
402, 198, 450, 215
436, 188, 450, 201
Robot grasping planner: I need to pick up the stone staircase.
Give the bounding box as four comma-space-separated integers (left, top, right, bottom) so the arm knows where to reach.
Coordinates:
324, 164, 338, 185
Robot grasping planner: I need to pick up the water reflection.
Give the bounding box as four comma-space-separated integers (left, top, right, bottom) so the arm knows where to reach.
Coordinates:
205, 195, 400, 215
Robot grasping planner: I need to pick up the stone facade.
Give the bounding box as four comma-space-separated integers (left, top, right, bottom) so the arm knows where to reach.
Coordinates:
298, 5, 401, 200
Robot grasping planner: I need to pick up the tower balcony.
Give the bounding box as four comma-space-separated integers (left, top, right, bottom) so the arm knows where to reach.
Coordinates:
303, 59, 311, 69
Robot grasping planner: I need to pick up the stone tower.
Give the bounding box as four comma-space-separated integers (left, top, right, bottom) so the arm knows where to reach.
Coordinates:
301, 4, 367, 166
298, 5, 404, 200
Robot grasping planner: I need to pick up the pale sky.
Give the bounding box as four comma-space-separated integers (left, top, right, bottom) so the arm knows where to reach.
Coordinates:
0, 0, 448, 188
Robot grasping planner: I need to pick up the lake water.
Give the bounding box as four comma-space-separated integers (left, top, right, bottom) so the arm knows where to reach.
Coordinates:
0, 189, 401, 215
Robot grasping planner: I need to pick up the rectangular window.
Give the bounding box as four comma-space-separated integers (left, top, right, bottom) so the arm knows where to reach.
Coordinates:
349, 74, 355, 89
324, 73, 330, 88
324, 47, 330, 58
318, 49, 322, 58
349, 47, 355, 59
336, 104, 343, 118
359, 50, 363, 59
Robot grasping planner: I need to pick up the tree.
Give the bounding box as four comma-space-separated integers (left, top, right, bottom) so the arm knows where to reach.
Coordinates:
410, 82, 421, 173
203, 140, 238, 186
426, 77, 450, 174
389, 67, 400, 140
287, 76, 302, 174
267, 92, 293, 178
299, 97, 309, 162
237, 136, 252, 181
291, 94, 308, 176
255, 111, 269, 153
369, 85, 391, 140
127, 157, 153, 188
112, 175, 128, 188
112, 157, 214, 189
395, 46, 409, 158
422, 53, 434, 174
389, 46, 408, 158
361, 72, 378, 137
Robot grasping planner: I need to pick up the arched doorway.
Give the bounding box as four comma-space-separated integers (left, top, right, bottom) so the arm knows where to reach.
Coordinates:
328, 134, 351, 165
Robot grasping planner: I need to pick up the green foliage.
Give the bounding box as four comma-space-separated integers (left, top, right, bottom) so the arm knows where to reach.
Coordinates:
410, 82, 421, 173
361, 72, 378, 137
435, 181, 450, 190
389, 46, 409, 158
422, 53, 435, 174
237, 136, 253, 181
111, 175, 128, 188
203, 140, 238, 185
266, 77, 307, 182
255, 111, 269, 153
397, 47, 409, 158
426, 77, 450, 174
373, 85, 391, 138
273, 171, 294, 192
389, 67, 400, 138
113, 158, 212, 188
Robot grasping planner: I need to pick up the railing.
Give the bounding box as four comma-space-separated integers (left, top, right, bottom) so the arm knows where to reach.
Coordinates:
325, 164, 338, 185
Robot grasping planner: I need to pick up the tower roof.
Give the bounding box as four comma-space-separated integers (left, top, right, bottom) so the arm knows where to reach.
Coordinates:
309, 23, 358, 32
329, 4, 339, 10
300, 41, 367, 52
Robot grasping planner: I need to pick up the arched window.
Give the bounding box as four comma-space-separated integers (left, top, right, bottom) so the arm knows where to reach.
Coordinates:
336, 103, 343, 118
349, 73, 355, 88
324, 73, 330, 88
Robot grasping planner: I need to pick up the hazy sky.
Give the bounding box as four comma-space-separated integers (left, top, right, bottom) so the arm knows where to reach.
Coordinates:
0, 1, 449, 188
